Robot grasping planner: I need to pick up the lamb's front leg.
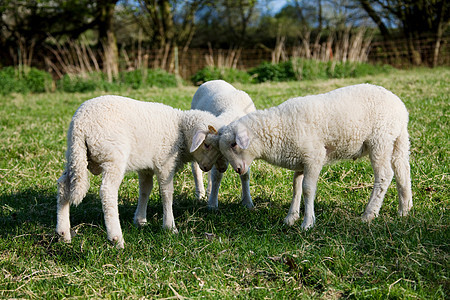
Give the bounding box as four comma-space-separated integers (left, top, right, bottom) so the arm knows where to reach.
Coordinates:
300, 164, 323, 230
134, 171, 154, 227
207, 166, 223, 210
240, 168, 254, 209
159, 177, 178, 233
191, 162, 206, 200
284, 171, 303, 226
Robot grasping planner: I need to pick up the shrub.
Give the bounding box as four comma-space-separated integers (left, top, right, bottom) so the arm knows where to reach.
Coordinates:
119, 68, 178, 89
57, 74, 99, 93
0, 67, 24, 95
352, 63, 394, 77
24, 68, 53, 93
292, 59, 328, 80
145, 69, 178, 88
0, 67, 53, 95
249, 61, 296, 83
292, 59, 394, 81
119, 69, 144, 89
191, 66, 252, 85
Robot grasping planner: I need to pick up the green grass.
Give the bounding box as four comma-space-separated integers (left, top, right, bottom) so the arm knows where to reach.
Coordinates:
0, 68, 448, 298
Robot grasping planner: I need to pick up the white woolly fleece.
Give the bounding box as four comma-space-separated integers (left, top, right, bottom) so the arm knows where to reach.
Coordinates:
219, 84, 412, 229
56, 95, 224, 248
190, 80, 256, 209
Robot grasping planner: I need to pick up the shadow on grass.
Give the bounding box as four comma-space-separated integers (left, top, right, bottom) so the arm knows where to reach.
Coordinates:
0, 186, 286, 241
0, 185, 419, 239
0, 186, 445, 262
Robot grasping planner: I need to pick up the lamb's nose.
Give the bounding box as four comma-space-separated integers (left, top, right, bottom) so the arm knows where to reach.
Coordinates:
236, 167, 241, 174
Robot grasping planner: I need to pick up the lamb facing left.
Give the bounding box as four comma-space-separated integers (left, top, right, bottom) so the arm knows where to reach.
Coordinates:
56, 95, 224, 248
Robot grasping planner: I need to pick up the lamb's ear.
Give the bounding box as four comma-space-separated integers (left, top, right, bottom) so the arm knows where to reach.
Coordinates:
190, 130, 206, 153
235, 126, 250, 149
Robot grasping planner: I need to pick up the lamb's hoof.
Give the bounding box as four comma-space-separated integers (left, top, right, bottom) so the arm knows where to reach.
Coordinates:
398, 210, 409, 217
361, 212, 376, 223
111, 236, 125, 249
283, 213, 299, 226
207, 197, 219, 210
196, 191, 206, 200
134, 218, 148, 227
163, 225, 179, 234
207, 205, 219, 211
56, 229, 75, 243
242, 199, 254, 209
301, 220, 314, 231
398, 207, 412, 217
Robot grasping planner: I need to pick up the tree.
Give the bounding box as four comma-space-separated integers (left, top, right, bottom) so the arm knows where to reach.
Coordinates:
356, 0, 450, 65
223, 0, 258, 45
128, 0, 207, 71
0, 0, 97, 66
97, 0, 119, 81
0, 0, 119, 76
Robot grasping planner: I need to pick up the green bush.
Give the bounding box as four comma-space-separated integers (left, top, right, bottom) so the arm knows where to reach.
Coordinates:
191, 66, 252, 85
325, 61, 394, 79
24, 68, 53, 93
249, 61, 296, 83
57, 73, 99, 93
293, 59, 328, 80
0, 67, 52, 95
57, 69, 178, 93
119, 68, 178, 89
251, 59, 394, 83
145, 69, 178, 88
119, 69, 144, 89
352, 63, 394, 77
0, 67, 25, 95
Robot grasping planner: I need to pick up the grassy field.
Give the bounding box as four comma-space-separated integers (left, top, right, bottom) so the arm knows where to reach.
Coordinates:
0, 67, 448, 298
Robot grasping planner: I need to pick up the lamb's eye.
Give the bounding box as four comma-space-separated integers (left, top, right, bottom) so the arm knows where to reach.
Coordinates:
204, 143, 210, 149
231, 142, 237, 148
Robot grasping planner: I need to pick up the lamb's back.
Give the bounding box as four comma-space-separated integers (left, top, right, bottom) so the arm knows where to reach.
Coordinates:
192, 80, 255, 119
72, 95, 183, 170
277, 84, 407, 131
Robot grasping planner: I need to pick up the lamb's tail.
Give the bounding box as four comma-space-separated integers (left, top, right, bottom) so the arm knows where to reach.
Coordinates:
58, 121, 90, 207
391, 126, 413, 216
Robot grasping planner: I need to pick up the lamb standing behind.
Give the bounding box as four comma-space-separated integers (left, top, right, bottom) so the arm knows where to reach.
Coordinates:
218, 84, 413, 229
56, 95, 224, 248
191, 80, 256, 209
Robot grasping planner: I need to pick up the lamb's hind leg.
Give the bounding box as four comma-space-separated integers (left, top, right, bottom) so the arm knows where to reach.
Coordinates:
100, 163, 126, 249
134, 170, 154, 227
362, 143, 395, 222
392, 128, 413, 216
56, 171, 72, 242
284, 171, 303, 226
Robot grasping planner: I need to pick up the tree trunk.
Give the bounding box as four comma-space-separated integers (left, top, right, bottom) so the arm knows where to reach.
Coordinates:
98, 0, 118, 81
432, 0, 448, 67
358, 0, 391, 40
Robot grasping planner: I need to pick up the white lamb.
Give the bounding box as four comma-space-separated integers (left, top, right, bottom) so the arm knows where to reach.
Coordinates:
190, 80, 256, 209
218, 84, 413, 229
56, 95, 224, 248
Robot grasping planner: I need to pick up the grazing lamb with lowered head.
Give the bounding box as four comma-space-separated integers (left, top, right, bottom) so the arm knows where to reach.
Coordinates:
218, 84, 413, 229
56, 95, 224, 248
191, 80, 256, 209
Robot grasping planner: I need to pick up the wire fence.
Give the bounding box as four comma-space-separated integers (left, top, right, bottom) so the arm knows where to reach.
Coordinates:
35, 35, 450, 81
368, 37, 450, 68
